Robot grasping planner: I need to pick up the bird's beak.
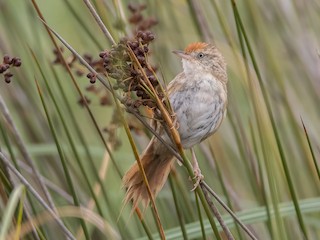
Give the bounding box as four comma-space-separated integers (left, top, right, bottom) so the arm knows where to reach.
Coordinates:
172, 50, 192, 60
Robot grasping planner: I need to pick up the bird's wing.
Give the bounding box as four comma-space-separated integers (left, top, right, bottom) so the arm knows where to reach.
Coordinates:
166, 72, 185, 97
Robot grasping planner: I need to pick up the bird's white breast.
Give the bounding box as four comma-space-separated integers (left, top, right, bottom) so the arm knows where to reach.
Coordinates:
169, 74, 227, 149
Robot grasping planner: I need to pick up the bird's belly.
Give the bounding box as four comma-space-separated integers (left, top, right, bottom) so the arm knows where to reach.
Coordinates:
170, 87, 226, 149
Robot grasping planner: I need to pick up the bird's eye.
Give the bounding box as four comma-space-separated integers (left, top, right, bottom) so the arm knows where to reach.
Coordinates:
197, 52, 205, 58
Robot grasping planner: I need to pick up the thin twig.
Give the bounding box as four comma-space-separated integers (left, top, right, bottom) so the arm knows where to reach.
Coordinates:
110, 94, 166, 239
82, 0, 116, 45
202, 182, 258, 240
0, 152, 76, 240
127, 109, 182, 160
35, 16, 121, 177
187, 0, 213, 42
200, 143, 241, 206
114, 0, 131, 37
21, 206, 41, 240
0, 95, 57, 211
17, 160, 73, 203
0, 122, 41, 240
38, 18, 113, 91
202, 186, 235, 240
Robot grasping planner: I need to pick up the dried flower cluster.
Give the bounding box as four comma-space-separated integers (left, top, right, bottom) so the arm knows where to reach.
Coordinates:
128, 3, 158, 31
52, 47, 108, 107
99, 30, 161, 109
77, 95, 91, 107
83, 54, 104, 78
51, 3, 159, 111
51, 2, 160, 144
0, 54, 22, 83
53, 48, 104, 78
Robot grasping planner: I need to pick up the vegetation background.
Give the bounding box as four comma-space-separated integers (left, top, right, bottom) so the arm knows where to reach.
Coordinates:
0, 0, 319, 239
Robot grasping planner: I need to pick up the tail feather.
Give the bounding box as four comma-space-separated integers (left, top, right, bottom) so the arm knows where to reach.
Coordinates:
122, 138, 174, 208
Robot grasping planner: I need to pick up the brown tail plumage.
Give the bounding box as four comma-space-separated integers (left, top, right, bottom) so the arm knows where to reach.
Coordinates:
122, 137, 174, 208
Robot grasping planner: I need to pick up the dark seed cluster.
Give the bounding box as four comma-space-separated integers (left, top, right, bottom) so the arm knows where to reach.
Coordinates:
53, 48, 104, 77
86, 72, 97, 84
51, 2, 160, 117
53, 47, 67, 65
78, 3, 160, 146
52, 47, 109, 107
84, 84, 112, 108
102, 110, 123, 149
99, 29, 160, 109
77, 95, 91, 107
83, 53, 104, 75
128, 3, 158, 31
0, 54, 22, 83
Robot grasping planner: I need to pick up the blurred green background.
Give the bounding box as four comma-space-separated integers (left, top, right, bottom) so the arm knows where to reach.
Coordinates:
0, 0, 319, 239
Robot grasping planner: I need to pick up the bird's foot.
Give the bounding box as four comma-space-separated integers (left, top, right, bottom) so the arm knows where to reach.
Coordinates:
190, 167, 204, 191
170, 113, 179, 130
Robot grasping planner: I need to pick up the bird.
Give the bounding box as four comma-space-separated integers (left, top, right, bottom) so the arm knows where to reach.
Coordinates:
122, 42, 228, 208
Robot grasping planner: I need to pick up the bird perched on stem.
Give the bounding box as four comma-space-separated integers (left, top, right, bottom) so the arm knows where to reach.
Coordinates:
123, 42, 228, 208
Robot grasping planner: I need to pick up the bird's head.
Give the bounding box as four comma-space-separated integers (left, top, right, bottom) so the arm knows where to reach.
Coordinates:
173, 42, 227, 83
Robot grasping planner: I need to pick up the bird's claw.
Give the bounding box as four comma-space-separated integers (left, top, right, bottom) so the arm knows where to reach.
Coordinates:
170, 118, 180, 129
190, 169, 204, 191
170, 112, 180, 130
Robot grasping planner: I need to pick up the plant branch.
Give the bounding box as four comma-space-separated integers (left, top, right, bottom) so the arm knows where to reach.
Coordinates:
202, 185, 235, 240
202, 182, 258, 240
0, 152, 76, 240
82, 0, 116, 45
34, 14, 121, 177
0, 95, 57, 212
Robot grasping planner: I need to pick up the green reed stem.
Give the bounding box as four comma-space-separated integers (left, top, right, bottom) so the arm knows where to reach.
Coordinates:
35, 79, 90, 240
231, 1, 309, 238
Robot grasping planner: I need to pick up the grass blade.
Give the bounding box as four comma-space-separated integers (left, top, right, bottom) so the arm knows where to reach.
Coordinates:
301, 117, 320, 180
0, 184, 25, 240
35, 78, 90, 239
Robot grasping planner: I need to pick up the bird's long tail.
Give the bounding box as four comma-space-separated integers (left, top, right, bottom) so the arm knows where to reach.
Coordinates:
122, 138, 174, 208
